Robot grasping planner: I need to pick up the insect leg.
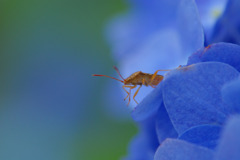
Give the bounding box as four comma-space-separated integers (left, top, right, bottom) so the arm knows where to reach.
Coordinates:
127, 85, 137, 105
122, 85, 137, 105
122, 85, 130, 100
132, 79, 145, 104
122, 85, 135, 100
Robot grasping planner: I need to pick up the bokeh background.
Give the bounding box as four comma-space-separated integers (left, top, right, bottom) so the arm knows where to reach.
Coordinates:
0, 0, 137, 160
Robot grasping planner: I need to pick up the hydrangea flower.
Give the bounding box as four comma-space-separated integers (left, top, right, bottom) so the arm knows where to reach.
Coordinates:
127, 42, 240, 159
104, 0, 240, 159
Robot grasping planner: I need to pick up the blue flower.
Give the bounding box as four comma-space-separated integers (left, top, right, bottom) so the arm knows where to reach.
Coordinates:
126, 42, 240, 160
104, 0, 240, 159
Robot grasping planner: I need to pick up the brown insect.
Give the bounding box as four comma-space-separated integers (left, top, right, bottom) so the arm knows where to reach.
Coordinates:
93, 66, 169, 105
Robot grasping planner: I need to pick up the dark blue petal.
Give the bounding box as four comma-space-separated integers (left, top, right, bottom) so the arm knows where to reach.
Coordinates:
214, 115, 240, 160
154, 139, 214, 160
211, 0, 240, 44
123, 117, 159, 160
156, 103, 178, 143
221, 78, 240, 113
122, 132, 155, 160
131, 83, 163, 122
188, 42, 240, 72
163, 62, 240, 134
179, 124, 222, 149
195, 0, 227, 42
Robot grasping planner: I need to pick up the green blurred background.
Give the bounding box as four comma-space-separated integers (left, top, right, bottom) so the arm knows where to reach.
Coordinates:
0, 0, 137, 160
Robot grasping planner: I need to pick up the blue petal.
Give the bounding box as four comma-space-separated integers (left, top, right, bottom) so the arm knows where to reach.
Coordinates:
154, 139, 214, 160
188, 42, 240, 72
221, 78, 240, 113
162, 62, 240, 134
105, 12, 158, 60
177, 0, 204, 57
211, 0, 240, 44
195, 0, 228, 42
156, 103, 178, 143
214, 115, 240, 160
131, 83, 163, 122
179, 124, 222, 149
123, 117, 159, 160
122, 132, 156, 160
105, 0, 181, 60
127, 0, 180, 24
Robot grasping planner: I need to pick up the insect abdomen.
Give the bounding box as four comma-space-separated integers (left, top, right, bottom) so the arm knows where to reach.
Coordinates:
151, 75, 164, 85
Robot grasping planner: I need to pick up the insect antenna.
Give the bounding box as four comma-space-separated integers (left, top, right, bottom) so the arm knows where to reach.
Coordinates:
92, 74, 124, 83
113, 66, 125, 81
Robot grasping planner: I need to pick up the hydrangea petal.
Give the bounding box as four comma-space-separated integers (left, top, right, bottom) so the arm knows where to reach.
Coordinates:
156, 103, 178, 143
188, 42, 240, 72
105, 0, 181, 60
179, 124, 222, 149
211, 0, 240, 44
163, 62, 240, 134
177, 0, 204, 57
214, 115, 240, 160
221, 78, 240, 113
195, 0, 227, 42
122, 132, 155, 160
131, 83, 163, 122
127, 0, 180, 27
105, 12, 159, 60
154, 139, 214, 160
123, 117, 159, 160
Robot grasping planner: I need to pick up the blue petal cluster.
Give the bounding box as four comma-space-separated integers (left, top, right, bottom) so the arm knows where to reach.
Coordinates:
129, 50, 240, 159
105, 0, 240, 159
